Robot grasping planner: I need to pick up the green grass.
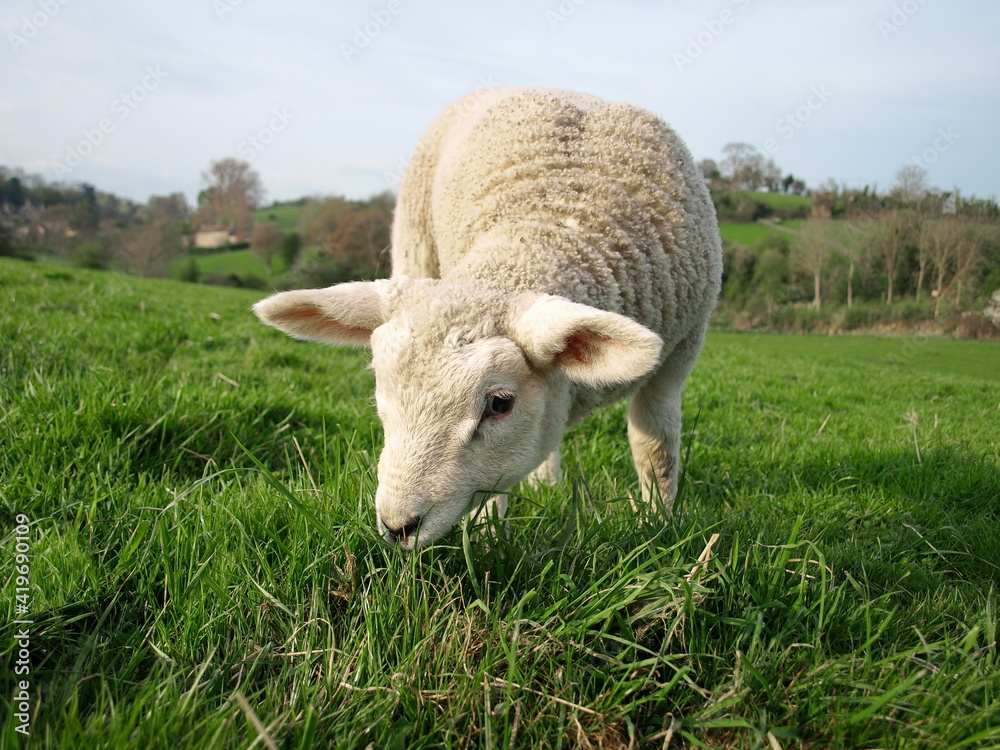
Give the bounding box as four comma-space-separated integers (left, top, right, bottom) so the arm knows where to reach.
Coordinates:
732, 191, 813, 211
725, 330, 1000, 382
2, 258, 999, 748
254, 203, 303, 233
718, 220, 805, 247
170, 249, 290, 283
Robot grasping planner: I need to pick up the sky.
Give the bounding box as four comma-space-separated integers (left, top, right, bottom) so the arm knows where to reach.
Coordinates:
3, 0, 998, 209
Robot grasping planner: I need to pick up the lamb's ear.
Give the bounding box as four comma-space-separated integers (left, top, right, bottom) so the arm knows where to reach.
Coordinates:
507, 295, 662, 387
253, 279, 403, 347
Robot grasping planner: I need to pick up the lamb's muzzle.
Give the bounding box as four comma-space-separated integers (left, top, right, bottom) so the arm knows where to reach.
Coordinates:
381, 515, 421, 545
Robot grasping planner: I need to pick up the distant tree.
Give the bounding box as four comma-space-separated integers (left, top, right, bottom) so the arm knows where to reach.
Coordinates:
71, 183, 99, 234
115, 223, 184, 277
251, 221, 284, 275
811, 180, 840, 217
753, 246, 789, 322
869, 209, 916, 305
843, 185, 883, 222
893, 164, 928, 203
281, 230, 301, 268
840, 219, 872, 309
323, 207, 390, 278
5, 176, 25, 209
950, 219, 993, 309
146, 193, 191, 224
302, 196, 352, 249
792, 206, 836, 311
760, 158, 782, 193
720, 143, 778, 192
196, 158, 263, 237
296, 193, 394, 280
698, 158, 723, 190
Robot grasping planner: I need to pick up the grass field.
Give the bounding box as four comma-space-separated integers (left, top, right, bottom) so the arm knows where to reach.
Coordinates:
2, 258, 999, 748
254, 203, 304, 233
170, 249, 291, 283
718, 220, 805, 247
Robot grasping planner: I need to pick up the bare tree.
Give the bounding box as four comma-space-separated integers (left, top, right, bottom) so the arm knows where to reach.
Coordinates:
925, 218, 960, 316
869, 209, 915, 304
916, 211, 941, 299
950, 220, 993, 308
791, 206, 835, 311
323, 206, 391, 278
892, 164, 928, 203
753, 247, 789, 324
302, 197, 352, 250
196, 158, 263, 237
720, 143, 770, 191
840, 218, 872, 309
115, 224, 183, 277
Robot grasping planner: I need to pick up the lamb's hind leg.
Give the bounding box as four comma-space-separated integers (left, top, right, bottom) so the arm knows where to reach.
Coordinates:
627, 332, 705, 512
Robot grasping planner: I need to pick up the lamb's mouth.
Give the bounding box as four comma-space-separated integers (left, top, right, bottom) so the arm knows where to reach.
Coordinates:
380, 514, 422, 546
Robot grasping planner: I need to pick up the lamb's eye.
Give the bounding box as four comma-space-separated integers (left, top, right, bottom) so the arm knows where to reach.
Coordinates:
482, 392, 515, 421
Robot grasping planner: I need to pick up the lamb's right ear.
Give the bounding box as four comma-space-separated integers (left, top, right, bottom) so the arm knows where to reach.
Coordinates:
507, 294, 663, 387
253, 280, 399, 347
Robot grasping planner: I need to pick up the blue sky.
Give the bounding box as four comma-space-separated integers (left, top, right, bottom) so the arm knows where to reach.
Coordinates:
3, 0, 998, 207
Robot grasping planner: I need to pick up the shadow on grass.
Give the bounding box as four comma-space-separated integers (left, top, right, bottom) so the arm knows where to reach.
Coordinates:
689, 444, 1000, 593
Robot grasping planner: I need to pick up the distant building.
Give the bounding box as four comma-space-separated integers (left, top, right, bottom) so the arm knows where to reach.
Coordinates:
193, 224, 240, 249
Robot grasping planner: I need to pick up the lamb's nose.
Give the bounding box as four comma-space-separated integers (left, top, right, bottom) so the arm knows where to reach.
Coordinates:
382, 516, 421, 544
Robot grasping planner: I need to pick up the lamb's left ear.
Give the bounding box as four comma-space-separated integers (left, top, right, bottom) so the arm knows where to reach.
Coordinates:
253, 279, 407, 347
507, 295, 662, 387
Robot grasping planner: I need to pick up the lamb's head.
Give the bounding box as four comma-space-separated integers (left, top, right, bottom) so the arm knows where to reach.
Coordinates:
252, 278, 661, 549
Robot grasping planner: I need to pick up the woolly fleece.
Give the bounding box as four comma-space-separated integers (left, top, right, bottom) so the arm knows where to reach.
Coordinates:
392, 86, 723, 421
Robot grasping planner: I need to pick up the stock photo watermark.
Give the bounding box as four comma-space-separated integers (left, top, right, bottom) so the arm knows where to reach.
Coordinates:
8, 0, 72, 53
213, 0, 244, 21
878, 0, 931, 39
762, 85, 834, 156
547, 0, 587, 30
341, 0, 402, 63
10, 513, 34, 737
909, 127, 959, 171
238, 107, 295, 161
51, 65, 168, 179
673, 0, 752, 72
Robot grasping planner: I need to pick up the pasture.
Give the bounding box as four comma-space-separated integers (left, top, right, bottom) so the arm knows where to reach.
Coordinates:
255, 203, 305, 233
170, 248, 292, 284
1, 258, 998, 748
717, 220, 805, 247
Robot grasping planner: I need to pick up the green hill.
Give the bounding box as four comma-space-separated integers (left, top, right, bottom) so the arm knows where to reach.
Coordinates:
253, 202, 303, 232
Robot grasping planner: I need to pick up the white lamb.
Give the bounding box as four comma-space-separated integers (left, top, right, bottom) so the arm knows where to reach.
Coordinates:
253, 87, 722, 549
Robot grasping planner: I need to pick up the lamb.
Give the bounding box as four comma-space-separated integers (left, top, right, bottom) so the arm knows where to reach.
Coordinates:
253, 86, 723, 549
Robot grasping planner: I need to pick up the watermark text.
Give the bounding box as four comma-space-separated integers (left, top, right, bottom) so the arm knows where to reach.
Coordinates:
11, 513, 33, 737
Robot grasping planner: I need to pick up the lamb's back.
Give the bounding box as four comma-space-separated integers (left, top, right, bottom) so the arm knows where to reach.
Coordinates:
392, 87, 722, 343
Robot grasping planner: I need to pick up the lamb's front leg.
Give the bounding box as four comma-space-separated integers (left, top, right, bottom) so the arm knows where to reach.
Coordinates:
628, 387, 682, 510
627, 333, 704, 511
